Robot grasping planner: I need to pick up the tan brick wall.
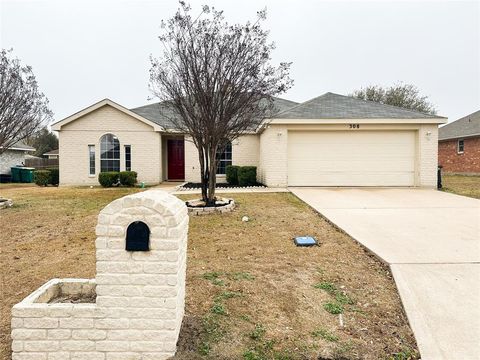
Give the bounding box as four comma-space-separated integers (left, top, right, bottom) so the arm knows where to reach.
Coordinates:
232, 135, 259, 167
438, 136, 480, 174
418, 124, 439, 187
259, 125, 288, 187
184, 135, 260, 183
58, 105, 162, 185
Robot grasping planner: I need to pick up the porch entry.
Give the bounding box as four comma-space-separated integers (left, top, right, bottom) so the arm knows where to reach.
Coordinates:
167, 139, 185, 180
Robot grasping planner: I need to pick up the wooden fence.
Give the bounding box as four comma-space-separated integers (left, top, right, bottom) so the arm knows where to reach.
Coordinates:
24, 158, 59, 169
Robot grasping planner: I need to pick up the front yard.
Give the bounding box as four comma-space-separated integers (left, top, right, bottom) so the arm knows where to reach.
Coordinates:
442, 174, 480, 199
0, 185, 417, 359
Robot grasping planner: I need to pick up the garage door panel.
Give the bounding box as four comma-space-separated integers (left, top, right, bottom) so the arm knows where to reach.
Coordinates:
292, 159, 414, 172
293, 173, 415, 187
288, 131, 416, 186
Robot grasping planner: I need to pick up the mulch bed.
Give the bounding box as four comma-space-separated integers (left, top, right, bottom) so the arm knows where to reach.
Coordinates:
181, 182, 265, 189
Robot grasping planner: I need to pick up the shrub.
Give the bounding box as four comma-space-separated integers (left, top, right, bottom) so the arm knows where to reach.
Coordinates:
46, 168, 59, 185
238, 166, 257, 186
34, 170, 51, 186
98, 172, 119, 187
119, 171, 137, 187
225, 165, 240, 185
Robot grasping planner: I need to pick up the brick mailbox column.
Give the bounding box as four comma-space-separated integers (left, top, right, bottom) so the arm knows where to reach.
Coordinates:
94, 190, 188, 357
11, 190, 188, 359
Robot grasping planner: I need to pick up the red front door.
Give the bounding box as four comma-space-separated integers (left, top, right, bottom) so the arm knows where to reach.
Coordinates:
167, 139, 185, 180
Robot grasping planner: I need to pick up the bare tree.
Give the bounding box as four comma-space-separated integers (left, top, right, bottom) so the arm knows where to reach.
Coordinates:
0, 49, 52, 155
149, 2, 292, 205
351, 83, 437, 115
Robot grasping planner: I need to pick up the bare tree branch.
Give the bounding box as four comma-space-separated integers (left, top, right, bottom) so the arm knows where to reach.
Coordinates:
0, 49, 52, 155
149, 2, 293, 204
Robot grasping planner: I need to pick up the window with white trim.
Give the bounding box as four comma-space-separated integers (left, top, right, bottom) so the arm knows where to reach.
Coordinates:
100, 134, 120, 172
88, 145, 95, 175
125, 145, 131, 171
216, 141, 232, 175
457, 139, 464, 154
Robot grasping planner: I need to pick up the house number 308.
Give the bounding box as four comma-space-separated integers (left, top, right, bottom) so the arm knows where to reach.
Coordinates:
349, 124, 360, 129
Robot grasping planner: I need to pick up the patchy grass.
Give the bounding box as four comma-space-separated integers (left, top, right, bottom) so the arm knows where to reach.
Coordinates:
248, 324, 266, 340
210, 303, 227, 316
441, 174, 480, 199
0, 187, 418, 359
313, 282, 336, 293
312, 328, 339, 342
323, 302, 344, 315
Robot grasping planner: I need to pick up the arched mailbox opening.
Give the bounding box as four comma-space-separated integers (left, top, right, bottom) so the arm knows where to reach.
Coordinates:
126, 221, 150, 251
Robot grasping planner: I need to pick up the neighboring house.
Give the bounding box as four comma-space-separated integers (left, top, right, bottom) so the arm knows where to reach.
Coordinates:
51, 92, 446, 187
0, 141, 36, 175
438, 110, 480, 174
43, 149, 59, 159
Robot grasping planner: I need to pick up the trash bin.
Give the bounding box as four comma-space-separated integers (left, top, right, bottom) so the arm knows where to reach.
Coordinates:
437, 165, 443, 189
10, 167, 22, 183
20, 167, 35, 183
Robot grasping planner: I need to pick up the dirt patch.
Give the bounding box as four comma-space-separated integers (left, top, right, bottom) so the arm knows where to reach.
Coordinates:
186, 198, 232, 208
0, 186, 418, 359
48, 293, 96, 304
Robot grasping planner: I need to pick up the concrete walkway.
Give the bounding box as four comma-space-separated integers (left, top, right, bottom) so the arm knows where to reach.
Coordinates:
290, 188, 480, 360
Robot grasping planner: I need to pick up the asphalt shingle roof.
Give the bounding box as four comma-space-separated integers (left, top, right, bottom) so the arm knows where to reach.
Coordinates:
130, 97, 299, 129
275, 92, 442, 119
439, 110, 480, 140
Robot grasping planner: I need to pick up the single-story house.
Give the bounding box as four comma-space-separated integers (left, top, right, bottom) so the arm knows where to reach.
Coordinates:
51, 92, 447, 187
0, 141, 36, 175
438, 110, 480, 174
43, 149, 59, 159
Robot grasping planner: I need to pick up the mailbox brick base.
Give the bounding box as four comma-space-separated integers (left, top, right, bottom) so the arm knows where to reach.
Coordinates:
12, 190, 188, 360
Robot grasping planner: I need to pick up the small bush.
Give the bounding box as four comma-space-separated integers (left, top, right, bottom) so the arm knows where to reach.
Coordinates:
46, 168, 59, 185
98, 172, 119, 187
238, 166, 257, 186
226, 165, 240, 185
119, 171, 137, 187
34, 170, 51, 186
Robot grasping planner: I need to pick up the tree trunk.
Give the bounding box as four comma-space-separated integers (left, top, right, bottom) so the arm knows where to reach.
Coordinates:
207, 146, 217, 206
197, 146, 208, 203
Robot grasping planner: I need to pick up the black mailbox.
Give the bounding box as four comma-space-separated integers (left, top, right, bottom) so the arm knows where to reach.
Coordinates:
126, 221, 150, 251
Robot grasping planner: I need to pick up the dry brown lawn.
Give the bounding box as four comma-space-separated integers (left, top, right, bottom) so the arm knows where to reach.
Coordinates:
442, 174, 480, 199
0, 185, 417, 360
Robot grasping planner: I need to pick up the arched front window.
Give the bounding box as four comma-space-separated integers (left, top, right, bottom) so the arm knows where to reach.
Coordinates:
100, 134, 120, 172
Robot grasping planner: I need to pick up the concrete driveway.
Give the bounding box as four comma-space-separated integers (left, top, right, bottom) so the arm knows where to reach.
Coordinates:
290, 188, 480, 360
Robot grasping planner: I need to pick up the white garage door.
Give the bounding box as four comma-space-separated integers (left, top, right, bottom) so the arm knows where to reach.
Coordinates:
288, 131, 416, 186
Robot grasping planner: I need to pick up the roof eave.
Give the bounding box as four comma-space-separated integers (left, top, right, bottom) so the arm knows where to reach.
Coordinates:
269, 117, 448, 124
51, 99, 165, 132
4, 147, 36, 152
439, 133, 480, 141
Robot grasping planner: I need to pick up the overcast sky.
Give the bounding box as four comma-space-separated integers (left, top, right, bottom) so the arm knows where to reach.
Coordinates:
1, 0, 479, 123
